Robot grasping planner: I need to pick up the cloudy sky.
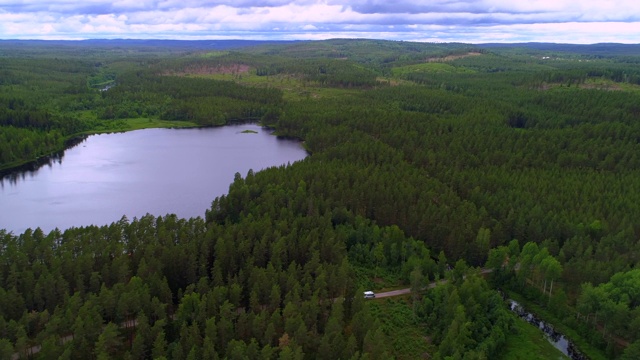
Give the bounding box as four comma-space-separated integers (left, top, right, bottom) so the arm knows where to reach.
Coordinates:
1, 0, 639, 43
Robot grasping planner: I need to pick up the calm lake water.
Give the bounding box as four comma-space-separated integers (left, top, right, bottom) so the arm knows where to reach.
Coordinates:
0, 124, 307, 234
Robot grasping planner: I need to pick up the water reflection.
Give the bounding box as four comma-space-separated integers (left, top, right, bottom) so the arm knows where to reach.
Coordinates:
508, 300, 587, 360
0, 125, 307, 234
0, 136, 87, 186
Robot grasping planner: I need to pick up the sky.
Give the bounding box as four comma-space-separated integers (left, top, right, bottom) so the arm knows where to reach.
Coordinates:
0, 0, 639, 43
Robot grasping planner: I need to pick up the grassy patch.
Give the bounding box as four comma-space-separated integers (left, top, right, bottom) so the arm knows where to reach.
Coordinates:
508, 292, 609, 360
200, 51, 230, 58
121, 118, 200, 130
351, 265, 405, 291
77, 118, 199, 135
368, 298, 434, 359
189, 72, 360, 101
392, 62, 476, 76
500, 314, 569, 360
539, 78, 640, 93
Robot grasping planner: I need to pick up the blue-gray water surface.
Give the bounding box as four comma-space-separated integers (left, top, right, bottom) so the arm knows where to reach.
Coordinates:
508, 300, 586, 360
0, 124, 307, 234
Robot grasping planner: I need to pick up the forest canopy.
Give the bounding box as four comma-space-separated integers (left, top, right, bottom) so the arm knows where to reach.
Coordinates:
1, 39, 639, 359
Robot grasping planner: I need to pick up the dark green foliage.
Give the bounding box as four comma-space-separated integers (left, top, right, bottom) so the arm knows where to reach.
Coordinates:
99, 70, 283, 124
417, 270, 513, 359
621, 340, 640, 360
576, 270, 640, 346
255, 58, 382, 88
0, 207, 398, 358
2, 39, 640, 358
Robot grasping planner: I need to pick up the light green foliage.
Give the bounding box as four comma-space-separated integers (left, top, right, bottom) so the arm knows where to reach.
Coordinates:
418, 268, 513, 359
192, 69, 361, 101
621, 340, 640, 360
391, 62, 476, 76
368, 299, 431, 359
499, 315, 569, 360
0, 338, 13, 360
200, 51, 230, 58
577, 269, 640, 345
510, 292, 609, 360
95, 322, 122, 358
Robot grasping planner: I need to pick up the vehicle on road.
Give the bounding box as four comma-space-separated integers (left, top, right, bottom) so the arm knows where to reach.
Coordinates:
364, 291, 376, 299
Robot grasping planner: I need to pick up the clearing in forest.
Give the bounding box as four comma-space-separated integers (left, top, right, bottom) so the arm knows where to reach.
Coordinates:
391, 62, 476, 76
427, 52, 483, 62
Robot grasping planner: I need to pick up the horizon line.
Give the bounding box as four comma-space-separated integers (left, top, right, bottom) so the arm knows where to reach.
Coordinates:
1, 38, 639, 46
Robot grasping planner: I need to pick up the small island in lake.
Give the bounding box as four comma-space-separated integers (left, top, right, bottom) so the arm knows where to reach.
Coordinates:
241, 129, 258, 134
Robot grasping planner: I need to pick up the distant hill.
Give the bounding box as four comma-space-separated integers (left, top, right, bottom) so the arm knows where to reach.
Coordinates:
0, 39, 296, 52
477, 42, 640, 56
83, 39, 296, 49
0, 39, 300, 59
3, 38, 638, 59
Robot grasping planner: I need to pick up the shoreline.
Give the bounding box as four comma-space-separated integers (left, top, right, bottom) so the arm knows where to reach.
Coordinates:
0, 118, 299, 180
0, 118, 256, 177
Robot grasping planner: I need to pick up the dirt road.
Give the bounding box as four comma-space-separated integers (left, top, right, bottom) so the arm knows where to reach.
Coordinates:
373, 268, 493, 299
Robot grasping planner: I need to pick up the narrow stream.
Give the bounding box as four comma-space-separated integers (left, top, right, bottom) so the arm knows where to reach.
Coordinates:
508, 300, 588, 360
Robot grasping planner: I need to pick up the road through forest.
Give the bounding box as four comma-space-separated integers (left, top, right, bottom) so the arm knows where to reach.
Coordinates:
14, 269, 493, 358
373, 268, 493, 299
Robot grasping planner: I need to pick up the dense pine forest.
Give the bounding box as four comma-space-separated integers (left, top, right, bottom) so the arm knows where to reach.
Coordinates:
1, 39, 640, 359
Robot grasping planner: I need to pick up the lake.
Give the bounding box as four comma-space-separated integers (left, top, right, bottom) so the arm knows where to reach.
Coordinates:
0, 124, 308, 234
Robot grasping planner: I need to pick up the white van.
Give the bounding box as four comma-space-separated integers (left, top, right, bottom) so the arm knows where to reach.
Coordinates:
364, 291, 376, 299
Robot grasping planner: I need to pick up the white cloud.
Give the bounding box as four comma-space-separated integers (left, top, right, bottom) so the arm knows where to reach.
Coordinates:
0, 0, 638, 42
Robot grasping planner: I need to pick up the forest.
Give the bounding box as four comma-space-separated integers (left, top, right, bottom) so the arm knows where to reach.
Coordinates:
1, 39, 640, 359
